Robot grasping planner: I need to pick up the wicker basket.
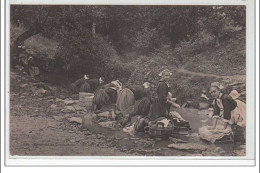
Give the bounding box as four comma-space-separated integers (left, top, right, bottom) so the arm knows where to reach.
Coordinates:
145, 121, 174, 138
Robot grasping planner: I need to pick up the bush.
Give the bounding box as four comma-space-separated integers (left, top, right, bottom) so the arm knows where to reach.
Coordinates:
53, 29, 131, 82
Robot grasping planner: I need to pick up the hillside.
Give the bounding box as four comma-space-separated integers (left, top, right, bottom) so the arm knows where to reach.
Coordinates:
11, 23, 246, 107
128, 31, 246, 106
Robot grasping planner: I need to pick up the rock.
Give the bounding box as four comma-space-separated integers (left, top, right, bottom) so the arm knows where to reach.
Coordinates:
31, 88, 47, 97
63, 100, 75, 105
55, 98, 63, 102
20, 84, 29, 88
169, 137, 188, 144
214, 147, 224, 153
69, 117, 82, 124
61, 106, 76, 113
52, 115, 63, 121
233, 149, 246, 156
97, 111, 110, 118
50, 104, 57, 109
70, 139, 76, 143
199, 126, 233, 143
96, 134, 105, 139
73, 104, 87, 111
168, 143, 208, 151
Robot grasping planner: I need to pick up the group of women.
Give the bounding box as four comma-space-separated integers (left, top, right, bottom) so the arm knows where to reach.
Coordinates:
70, 69, 181, 128
70, 69, 246, 132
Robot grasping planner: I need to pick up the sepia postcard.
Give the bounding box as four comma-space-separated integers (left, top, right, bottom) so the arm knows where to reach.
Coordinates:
2, 0, 257, 167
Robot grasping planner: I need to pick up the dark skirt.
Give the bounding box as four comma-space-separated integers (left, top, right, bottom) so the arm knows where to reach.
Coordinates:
149, 98, 170, 120
93, 89, 111, 109
116, 88, 135, 115
134, 97, 151, 116
79, 82, 92, 93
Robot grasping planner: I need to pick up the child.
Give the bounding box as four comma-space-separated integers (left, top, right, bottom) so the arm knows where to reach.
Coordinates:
229, 90, 246, 127
208, 82, 237, 130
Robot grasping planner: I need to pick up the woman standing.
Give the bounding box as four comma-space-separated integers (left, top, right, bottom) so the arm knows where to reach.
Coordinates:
150, 69, 173, 120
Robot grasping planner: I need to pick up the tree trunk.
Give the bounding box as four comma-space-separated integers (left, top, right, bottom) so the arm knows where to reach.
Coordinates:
13, 23, 43, 47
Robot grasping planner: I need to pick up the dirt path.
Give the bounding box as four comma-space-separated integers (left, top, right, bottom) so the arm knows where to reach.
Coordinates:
177, 67, 246, 80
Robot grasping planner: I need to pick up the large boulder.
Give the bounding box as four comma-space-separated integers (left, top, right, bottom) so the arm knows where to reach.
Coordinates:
199, 126, 233, 143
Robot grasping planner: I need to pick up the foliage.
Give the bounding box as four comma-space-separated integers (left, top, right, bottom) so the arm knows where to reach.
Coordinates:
10, 5, 246, 103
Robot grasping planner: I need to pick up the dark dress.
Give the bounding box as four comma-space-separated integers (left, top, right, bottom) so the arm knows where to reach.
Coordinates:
70, 77, 89, 94
150, 80, 171, 120
87, 79, 102, 92
128, 85, 151, 116
93, 84, 118, 110
212, 93, 237, 121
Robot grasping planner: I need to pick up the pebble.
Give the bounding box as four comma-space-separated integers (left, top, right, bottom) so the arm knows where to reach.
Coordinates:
50, 104, 57, 109
52, 115, 63, 121
63, 100, 75, 105
61, 106, 76, 113
55, 98, 63, 102
69, 117, 82, 124
214, 147, 224, 153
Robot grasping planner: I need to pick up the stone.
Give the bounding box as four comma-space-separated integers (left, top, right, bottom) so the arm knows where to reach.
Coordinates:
73, 104, 87, 111
52, 115, 63, 121
55, 98, 63, 102
214, 147, 224, 153
63, 100, 75, 105
69, 117, 82, 124
169, 137, 188, 144
199, 126, 234, 143
97, 111, 110, 118
31, 88, 47, 97
50, 104, 57, 109
61, 106, 76, 113
168, 143, 208, 151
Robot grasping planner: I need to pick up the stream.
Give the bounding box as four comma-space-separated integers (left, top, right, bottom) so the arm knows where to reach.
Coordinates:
81, 108, 244, 156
